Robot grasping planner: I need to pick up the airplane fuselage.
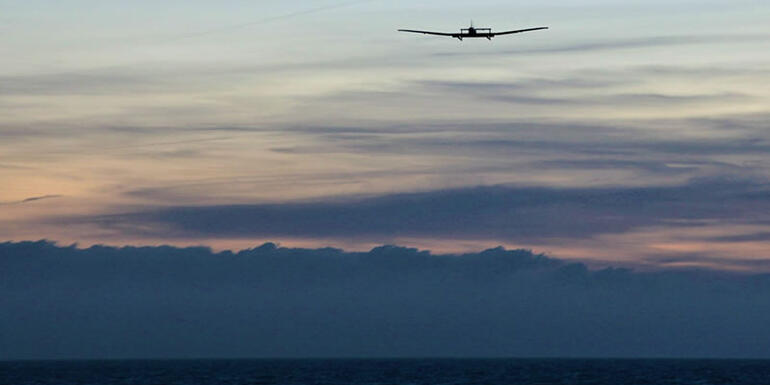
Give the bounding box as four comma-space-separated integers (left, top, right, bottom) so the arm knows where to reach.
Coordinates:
453, 27, 494, 40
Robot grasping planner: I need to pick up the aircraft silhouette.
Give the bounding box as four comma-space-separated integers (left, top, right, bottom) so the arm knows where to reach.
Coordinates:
399, 22, 548, 41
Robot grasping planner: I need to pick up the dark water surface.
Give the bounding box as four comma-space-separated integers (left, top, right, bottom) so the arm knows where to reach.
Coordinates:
1, 359, 769, 385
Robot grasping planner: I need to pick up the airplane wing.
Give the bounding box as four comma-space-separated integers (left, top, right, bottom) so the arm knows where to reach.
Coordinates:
398, 29, 456, 37
491, 27, 549, 36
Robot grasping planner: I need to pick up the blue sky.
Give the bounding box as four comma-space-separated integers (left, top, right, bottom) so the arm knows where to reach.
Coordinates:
1, 0, 770, 270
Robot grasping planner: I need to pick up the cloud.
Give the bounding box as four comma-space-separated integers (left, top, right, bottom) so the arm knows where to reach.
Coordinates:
300, 120, 770, 159
411, 137, 770, 157
316, 77, 752, 111
251, 118, 769, 184
417, 77, 630, 93
485, 92, 750, 107
646, 254, 770, 269
531, 159, 698, 174
434, 34, 770, 57
2, 240, 770, 360
708, 232, 770, 243
0, 70, 184, 96
415, 79, 753, 107
20, 195, 62, 203
634, 65, 770, 78
0, 195, 62, 206
76, 179, 770, 243
0, 163, 32, 170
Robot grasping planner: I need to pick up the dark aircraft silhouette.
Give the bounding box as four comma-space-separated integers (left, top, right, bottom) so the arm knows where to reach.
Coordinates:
399, 22, 548, 41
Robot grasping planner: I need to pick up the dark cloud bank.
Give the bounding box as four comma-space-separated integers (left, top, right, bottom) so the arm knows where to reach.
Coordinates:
3, 241, 770, 360
102, 179, 770, 242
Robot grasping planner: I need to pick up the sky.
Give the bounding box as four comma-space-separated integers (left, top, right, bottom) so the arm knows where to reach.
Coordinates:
2, 0, 770, 271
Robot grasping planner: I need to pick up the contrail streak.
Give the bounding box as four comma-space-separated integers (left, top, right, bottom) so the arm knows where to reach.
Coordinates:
167, 0, 376, 41
0, 195, 63, 206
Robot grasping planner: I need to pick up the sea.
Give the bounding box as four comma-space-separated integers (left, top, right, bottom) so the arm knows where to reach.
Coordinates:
1, 359, 769, 385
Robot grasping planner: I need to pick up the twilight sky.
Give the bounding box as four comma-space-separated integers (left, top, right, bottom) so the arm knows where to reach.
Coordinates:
2, 0, 770, 270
